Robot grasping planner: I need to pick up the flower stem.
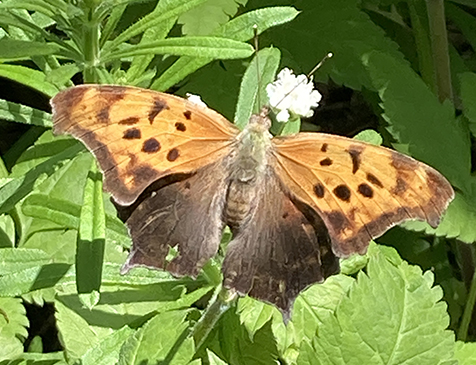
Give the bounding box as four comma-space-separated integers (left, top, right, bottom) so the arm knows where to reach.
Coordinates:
458, 264, 476, 341
426, 0, 453, 102
192, 286, 236, 350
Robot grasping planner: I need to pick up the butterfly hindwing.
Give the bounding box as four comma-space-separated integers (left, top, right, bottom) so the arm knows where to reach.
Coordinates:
223, 168, 339, 314
51, 85, 238, 205
121, 159, 229, 277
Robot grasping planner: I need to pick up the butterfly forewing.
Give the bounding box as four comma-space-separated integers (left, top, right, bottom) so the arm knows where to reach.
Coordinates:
272, 133, 454, 256
51, 85, 239, 205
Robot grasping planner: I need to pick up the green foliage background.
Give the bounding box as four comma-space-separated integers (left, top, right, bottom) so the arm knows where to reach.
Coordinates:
0, 0, 475, 364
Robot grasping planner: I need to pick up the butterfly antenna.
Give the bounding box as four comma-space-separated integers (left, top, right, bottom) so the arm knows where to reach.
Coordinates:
275, 52, 333, 110
253, 24, 262, 110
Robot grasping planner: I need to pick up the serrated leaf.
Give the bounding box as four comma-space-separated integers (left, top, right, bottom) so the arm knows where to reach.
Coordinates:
0, 39, 60, 59
0, 298, 29, 361
237, 296, 290, 356
21, 194, 130, 245
179, 0, 247, 36
0, 99, 52, 127
208, 309, 279, 365
105, 0, 209, 51
103, 37, 254, 63
297, 244, 456, 365
267, 0, 405, 90
118, 310, 193, 365
292, 275, 354, 346
80, 326, 134, 365
151, 6, 298, 91
45, 64, 80, 87
125, 0, 178, 83
364, 51, 470, 194
0, 248, 51, 275
0, 64, 58, 97
454, 341, 476, 365
401, 191, 476, 244
55, 300, 100, 361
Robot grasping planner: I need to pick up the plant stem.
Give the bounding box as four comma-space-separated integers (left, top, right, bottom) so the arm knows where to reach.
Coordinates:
457, 246, 476, 341
426, 0, 453, 102
83, 8, 100, 83
192, 286, 235, 350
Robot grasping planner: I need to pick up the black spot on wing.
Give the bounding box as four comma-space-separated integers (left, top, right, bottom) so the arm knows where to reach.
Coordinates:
320, 158, 333, 166
167, 148, 180, 161
183, 110, 192, 120
175, 122, 186, 132
333, 185, 351, 202
314, 183, 325, 198
367, 173, 383, 188
142, 138, 161, 153
358, 183, 373, 198
119, 117, 140, 125
123, 128, 141, 139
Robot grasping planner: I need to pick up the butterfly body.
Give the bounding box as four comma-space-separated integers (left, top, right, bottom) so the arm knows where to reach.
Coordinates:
51, 84, 454, 315
226, 108, 273, 227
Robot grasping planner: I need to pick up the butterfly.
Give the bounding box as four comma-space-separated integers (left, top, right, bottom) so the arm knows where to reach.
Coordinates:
50, 83, 454, 316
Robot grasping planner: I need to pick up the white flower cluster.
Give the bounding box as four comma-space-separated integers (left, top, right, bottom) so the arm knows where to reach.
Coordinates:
266, 68, 322, 122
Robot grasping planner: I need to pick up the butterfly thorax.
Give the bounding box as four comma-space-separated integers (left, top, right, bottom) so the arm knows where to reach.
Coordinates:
225, 112, 273, 228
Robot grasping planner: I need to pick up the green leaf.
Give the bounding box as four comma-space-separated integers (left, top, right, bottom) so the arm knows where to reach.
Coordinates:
0, 214, 15, 248
445, 4, 476, 54
0, 64, 58, 97
352, 129, 383, 145
80, 326, 134, 365
401, 191, 476, 243
267, 0, 405, 89
0, 298, 29, 361
151, 6, 298, 91
118, 309, 194, 365
364, 51, 470, 194
208, 309, 279, 365
45, 64, 80, 88
234, 47, 280, 129
454, 341, 476, 365
297, 244, 456, 365
0, 262, 72, 297
125, 0, 178, 84
55, 299, 100, 361
0, 248, 51, 275
21, 194, 130, 245
459, 72, 476, 139
207, 350, 228, 365
0, 39, 60, 59
76, 160, 105, 294
105, 0, 209, 52
0, 99, 52, 127
103, 37, 254, 63
292, 275, 354, 346
179, 0, 247, 35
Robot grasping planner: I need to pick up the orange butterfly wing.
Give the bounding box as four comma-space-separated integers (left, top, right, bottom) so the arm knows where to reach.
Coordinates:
272, 133, 454, 256
52, 85, 239, 205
